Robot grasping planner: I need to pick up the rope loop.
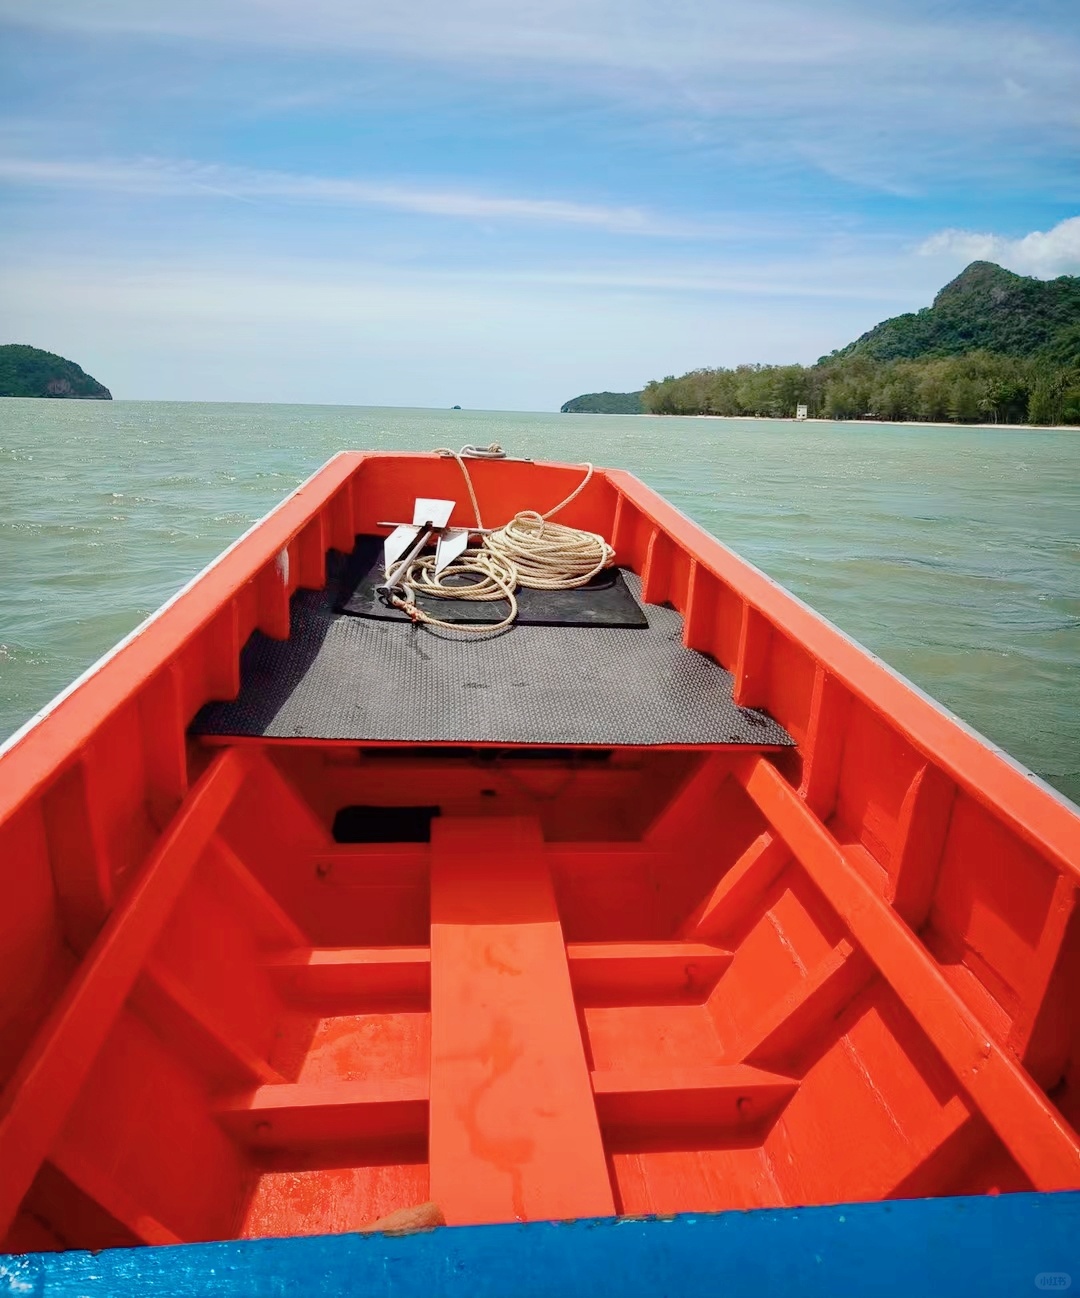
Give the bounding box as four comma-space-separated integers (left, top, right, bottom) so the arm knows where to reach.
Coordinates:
389, 547, 519, 634
395, 450, 615, 634
485, 512, 614, 590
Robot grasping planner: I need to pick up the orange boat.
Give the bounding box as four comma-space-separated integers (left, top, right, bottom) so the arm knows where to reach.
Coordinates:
1, 449, 1078, 1288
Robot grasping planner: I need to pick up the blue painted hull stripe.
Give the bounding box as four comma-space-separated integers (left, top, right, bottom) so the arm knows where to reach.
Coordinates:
2, 1191, 1079, 1298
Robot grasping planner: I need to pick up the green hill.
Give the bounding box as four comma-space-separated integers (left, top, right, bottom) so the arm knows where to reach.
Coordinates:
0, 344, 112, 399
637, 262, 1080, 425
560, 390, 644, 414
832, 261, 1080, 365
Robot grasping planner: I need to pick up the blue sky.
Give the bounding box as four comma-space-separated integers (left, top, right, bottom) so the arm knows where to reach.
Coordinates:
1, 0, 1078, 408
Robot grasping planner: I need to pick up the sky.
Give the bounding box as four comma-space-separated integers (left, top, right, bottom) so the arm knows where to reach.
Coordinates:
1, 0, 1078, 409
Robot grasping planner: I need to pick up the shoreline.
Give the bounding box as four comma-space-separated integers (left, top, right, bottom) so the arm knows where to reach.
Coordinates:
680, 414, 1079, 432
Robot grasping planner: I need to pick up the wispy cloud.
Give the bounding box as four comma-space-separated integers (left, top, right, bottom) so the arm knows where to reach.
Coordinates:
0, 154, 718, 236
2, 0, 1077, 406
0, 0, 905, 69
4, 1, 1078, 148
918, 216, 1080, 278
0, 0, 1070, 81
0, 248, 910, 405
1, 0, 1077, 213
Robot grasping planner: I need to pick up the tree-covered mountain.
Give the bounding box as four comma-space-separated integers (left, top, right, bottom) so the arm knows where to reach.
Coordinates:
829, 262, 1080, 365
638, 262, 1080, 425
560, 390, 644, 414
0, 345, 112, 399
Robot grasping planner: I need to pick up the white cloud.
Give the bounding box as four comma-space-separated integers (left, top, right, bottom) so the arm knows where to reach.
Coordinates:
918, 216, 1080, 278
4, 0, 1077, 124
0, 0, 910, 71
0, 249, 919, 405
0, 155, 715, 237
3, 1, 1078, 198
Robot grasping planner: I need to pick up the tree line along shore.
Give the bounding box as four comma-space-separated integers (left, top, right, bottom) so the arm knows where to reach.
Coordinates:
564, 260, 1080, 425
641, 351, 1079, 425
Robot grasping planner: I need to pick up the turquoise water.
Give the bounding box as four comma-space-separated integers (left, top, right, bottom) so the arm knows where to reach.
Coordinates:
1, 400, 1077, 804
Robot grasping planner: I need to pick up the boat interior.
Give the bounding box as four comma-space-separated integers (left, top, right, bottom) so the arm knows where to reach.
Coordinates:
1, 451, 1078, 1252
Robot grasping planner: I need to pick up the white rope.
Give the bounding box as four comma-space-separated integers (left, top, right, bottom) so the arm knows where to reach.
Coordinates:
485, 511, 613, 590
395, 548, 520, 635
388, 450, 615, 633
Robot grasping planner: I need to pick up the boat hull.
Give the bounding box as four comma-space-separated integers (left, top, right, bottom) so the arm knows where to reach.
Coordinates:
1, 451, 1077, 1254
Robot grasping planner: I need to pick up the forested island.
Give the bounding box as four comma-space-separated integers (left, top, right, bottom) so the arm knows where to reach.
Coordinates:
564, 263, 1080, 425
0, 345, 112, 399
561, 390, 644, 414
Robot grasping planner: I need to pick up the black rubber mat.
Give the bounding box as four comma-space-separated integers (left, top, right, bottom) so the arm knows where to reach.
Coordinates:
336, 535, 648, 628
192, 561, 794, 748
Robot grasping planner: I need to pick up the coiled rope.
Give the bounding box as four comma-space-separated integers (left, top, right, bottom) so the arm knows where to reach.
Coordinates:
387, 445, 615, 633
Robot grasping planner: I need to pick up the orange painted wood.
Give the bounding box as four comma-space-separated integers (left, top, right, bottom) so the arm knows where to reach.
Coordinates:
798, 668, 849, 818
217, 1079, 427, 1146
5, 451, 1077, 878
429, 817, 615, 1225
200, 734, 791, 755
1008, 875, 1080, 1088
734, 605, 772, 710
737, 755, 1080, 1190
889, 763, 956, 928
737, 940, 873, 1068
0, 748, 247, 1240
0, 453, 361, 828
640, 527, 666, 604
682, 831, 791, 941
267, 946, 430, 1002
567, 942, 732, 1004
328, 486, 357, 552
644, 754, 733, 845
205, 601, 242, 700
2, 451, 1080, 1247
41, 759, 113, 953
296, 513, 328, 589
133, 961, 283, 1086
886, 1096, 976, 1200
18, 1154, 177, 1252
592, 1064, 798, 1131
605, 468, 1080, 875
256, 563, 292, 640
609, 492, 628, 555
49, 1141, 182, 1247
212, 839, 309, 949
137, 664, 189, 830
242, 750, 335, 845
682, 559, 709, 651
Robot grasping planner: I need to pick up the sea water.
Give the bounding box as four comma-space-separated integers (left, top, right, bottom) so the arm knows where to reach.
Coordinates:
1, 400, 1077, 804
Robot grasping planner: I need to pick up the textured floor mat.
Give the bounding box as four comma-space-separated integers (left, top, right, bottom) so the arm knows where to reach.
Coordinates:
192, 567, 793, 748
335, 535, 649, 628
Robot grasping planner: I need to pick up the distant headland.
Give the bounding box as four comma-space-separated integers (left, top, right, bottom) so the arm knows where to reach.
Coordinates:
561, 390, 644, 415
0, 345, 112, 399
560, 262, 1080, 425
